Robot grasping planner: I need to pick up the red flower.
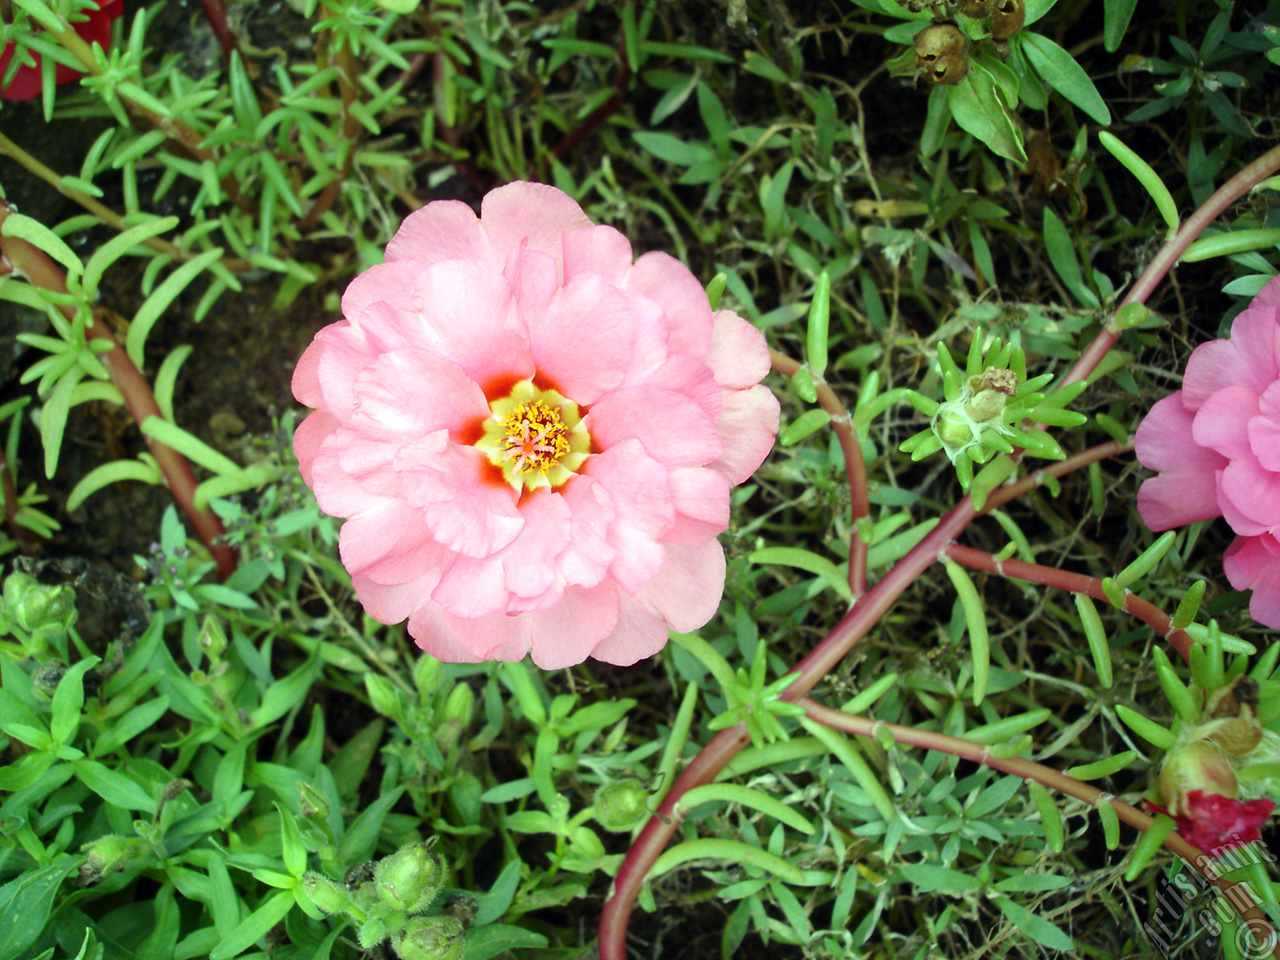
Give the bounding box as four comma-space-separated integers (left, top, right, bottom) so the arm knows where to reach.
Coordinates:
1148, 791, 1275, 856
0, 0, 124, 102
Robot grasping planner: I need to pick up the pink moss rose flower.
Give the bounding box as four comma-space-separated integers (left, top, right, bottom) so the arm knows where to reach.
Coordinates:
292, 182, 779, 668
1135, 275, 1280, 628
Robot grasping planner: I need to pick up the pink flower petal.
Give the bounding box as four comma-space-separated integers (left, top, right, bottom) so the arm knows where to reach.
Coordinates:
588, 387, 723, 470
292, 338, 326, 409
589, 593, 672, 666
353, 573, 438, 624
385, 199, 492, 268
1224, 535, 1280, 628
499, 492, 573, 604
1251, 381, 1280, 472
349, 350, 489, 443
527, 273, 635, 404
585, 440, 675, 593
1218, 458, 1280, 532
482, 181, 593, 272
424, 581, 621, 668
406, 604, 495, 663
1135, 393, 1227, 530
1183, 304, 1280, 410
562, 224, 634, 286
646, 355, 722, 422
394, 432, 524, 558
311, 430, 393, 516
313, 321, 376, 417
1256, 275, 1280, 309
704, 310, 771, 389
665, 467, 732, 545
628, 251, 714, 359
431, 552, 511, 619
633, 539, 726, 632
1191, 386, 1259, 461
709, 385, 781, 485
293, 410, 338, 486
339, 500, 442, 585
557, 476, 618, 588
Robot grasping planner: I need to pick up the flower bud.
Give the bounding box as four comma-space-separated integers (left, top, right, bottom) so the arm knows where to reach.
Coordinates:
197, 615, 228, 660
301, 872, 351, 915
934, 411, 974, 448
299, 781, 331, 820
392, 916, 466, 960
413, 655, 442, 698
1159, 740, 1238, 817
375, 840, 446, 914
358, 914, 389, 949
593, 779, 650, 833
5, 571, 77, 644
366, 674, 404, 722
80, 834, 145, 881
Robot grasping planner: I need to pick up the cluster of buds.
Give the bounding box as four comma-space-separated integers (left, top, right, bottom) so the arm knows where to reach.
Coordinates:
956, 0, 1025, 39
1150, 676, 1278, 855
907, 0, 1026, 87
899, 331, 1087, 490
302, 840, 465, 960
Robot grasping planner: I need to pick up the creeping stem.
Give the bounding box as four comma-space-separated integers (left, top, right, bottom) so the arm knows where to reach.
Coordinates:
600, 140, 1280, 960
944, 543, 1193, 663
799, 699, 1280, 960
770, 349, 871, 599
0, 205, 236, 580
1062, 141, 1280, 390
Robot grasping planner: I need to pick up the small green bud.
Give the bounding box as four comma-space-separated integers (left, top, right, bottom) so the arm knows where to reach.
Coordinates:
358, 913, 389, 949
593, 779, 649, 832
366, 674, 403, 721
301, 872, 351, 915
436, 684, 475, 753
934, 410, 973, 448
298, 781, 331, 820
197, 615, 228, 660
80, 833, 145, 881
1114, 302, 1151, 330
392, 916, 466, 960
413, 655, 442, 699
5, 571, 77, 645
375, 840, 446, 914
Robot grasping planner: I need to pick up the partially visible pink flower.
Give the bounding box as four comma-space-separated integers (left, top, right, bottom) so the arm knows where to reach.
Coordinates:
293, 182, 779, 668
1147, 792, 1275, 856
1135, 275, 1280, 628
0, 0, 123, 102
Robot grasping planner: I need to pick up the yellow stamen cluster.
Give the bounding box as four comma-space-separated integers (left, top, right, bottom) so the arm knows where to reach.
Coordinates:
499, 400, 570, 475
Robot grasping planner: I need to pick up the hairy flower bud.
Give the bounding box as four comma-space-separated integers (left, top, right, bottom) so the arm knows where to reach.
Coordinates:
301, 872, 351, 915
375, 840, 446, 915
4, 571, 77, 649
593, 779, 650, 832
392, 916, 466, 960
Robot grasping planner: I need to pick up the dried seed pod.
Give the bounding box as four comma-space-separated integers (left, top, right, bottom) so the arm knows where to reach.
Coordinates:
991, 0, 1025, 39
914, 23, 969, 86
956, 0, 996, 16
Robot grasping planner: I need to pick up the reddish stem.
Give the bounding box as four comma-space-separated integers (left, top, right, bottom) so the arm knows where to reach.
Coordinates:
771, 349, 871, 599
1061, 141, 1280, 391
197, 0, 240, 63
801, 699, 1280, 959
944, 543, 1193, 663
0, 205, 236, 580
981, 438, 1133, 513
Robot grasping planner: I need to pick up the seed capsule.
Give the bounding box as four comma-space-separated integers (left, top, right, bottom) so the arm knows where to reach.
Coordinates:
991, 0, 1026, 39
914, 24, 969, 86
